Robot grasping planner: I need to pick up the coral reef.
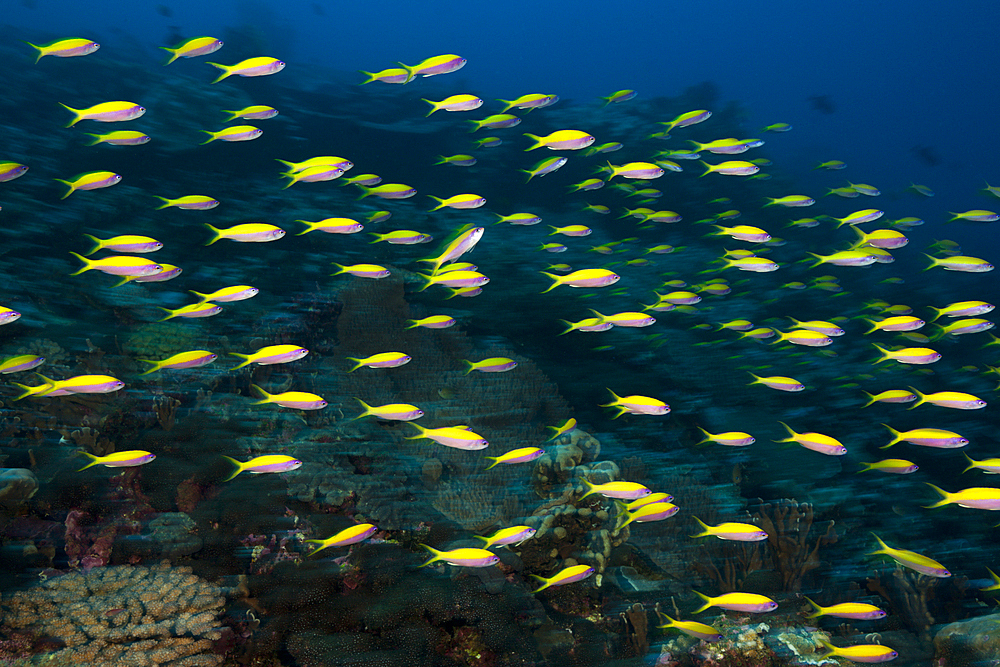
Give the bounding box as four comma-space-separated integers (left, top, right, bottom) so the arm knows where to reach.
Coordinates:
0, 562, 226, 666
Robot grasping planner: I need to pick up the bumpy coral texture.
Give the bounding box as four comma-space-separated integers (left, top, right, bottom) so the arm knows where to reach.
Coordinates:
0, 562, 225, 666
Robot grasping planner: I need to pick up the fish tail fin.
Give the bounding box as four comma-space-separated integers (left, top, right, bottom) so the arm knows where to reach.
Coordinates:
82, 234, 102, 256
418, 543, 441, 567
345, 357, 362, 373
206, 62, 231, 84
461, 360, 474, 375
484, 457, 499, 470
54, 178, 75, 199
251, 384, 271, 403
158, 46, 180, 66
415, 273, 434, 292
221, 455, 243, 481
303, 540, 329, 557
692, 590, 713, 614
880, 423, 901, 449
927, 306, 944, 322
861, 391, 877, 408
905, 386, 926, 410
153, 196, 172, 209
58, 103, 81, 128
868, 532, 890, 555
355, 185, 372, 200
396, 62, 416, 83
76, 451, 100, 471
83, 133, 103, 146
12, 383, 42, 401
530, 574, 552, 592
806, 252, 825, 269
523, 133, 542, 151
203, 224, 221, 245
221, 110, 239, 122
189, 290, 209, 303
862, 319, 880, 335
427, 196, 445, 211
198, 130, 217, 145
357, 70, 378, 85
280, 174, 295, 189
68, 251, 92, 275
871, 343, 890, 363
923, 483, 952, 509
24, 41, 43, 64
817, 639, 837, 658
962, 453, 977, 474
228, 353, 251, 370
138, 360, 161, 376
156, 307, 176, 322
803, 596, 824, 618
473, 535, 491, 546
421, 99, 438, 116
689, 516, 711, 538
922, 253, 939, 271
557, 320, 575, 336
539, 272, 560, 293
351, 399, 371, 421
698, 161, 712, 178
111, 276, 133, 288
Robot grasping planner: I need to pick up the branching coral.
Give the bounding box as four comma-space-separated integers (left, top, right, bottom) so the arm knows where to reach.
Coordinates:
753, 499, 837, 593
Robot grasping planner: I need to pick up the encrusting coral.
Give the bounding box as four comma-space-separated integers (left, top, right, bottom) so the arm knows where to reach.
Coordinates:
0, 562, 225, 666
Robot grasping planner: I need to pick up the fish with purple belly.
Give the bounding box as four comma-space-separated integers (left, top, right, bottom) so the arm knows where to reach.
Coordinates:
0, 355, 44, 374
139, 350, 217, 375
531, 564, 594, 591
522, 157, 567, 182
691, 517, 768, 541
881, 425, 968, 449
606, 162, 664, 180
463, 357, 517, 374
205, 223, 284, 244
475, 525, 536, 548
353, 400, 424, 421
869, 533, 951, 577
422, 94, 482, 115
157, 303, 222, 321
420, 545, 498, 567
872, 344, 941, 365
55, 171, 122, 198
84, 131, 151, 146
359, 67, 409, 84
418, 270, 489, 291
22, 374, 124, 399
616, 502, 679, 530
858, 459, 919, 474
303, 524, 378, 556
601, 390, 669, 417
654, 611, 722, 643
83, 234, 162, 255
230, 345, 308, 369
281, 165, 344, 188
925, 484, 1000, 510
699, 161, 759, 177
776, 422, 846, 456
693, 591, 777, 613
419, 225, 485, 273
660, 109, 712, 133
356, 183, 417, 199
159, 37, 222, 64
59, 101, 145, 127
221, 455, 302, 481
907, 388, 986, 410
0, 308, 21, 326
428, 194, 486, 210
190, 285, 258, 303
297, 218, 364, 235
70, 253, 162, 277
540, 268, 619, 292
199, 126, 263, 143
695, 428, 755, 447
399, 54, 466, 82
406, 315, 456, 330
154, 195, 219, 210
469, 114, 522, 132
524, 130, 595, 151
253, 384, 327, 410
407, 424, 488, 450
819, 641, 897, 664
223, 105, 278, 121
343, 352, 409, 373
580, 479, 651, 500
206, 56, 285, 83
484, 447, 543, 469
0, 162, 28, 182
804, 597, 886, 620
26, 38, 100, 62
77, 450, 155, 471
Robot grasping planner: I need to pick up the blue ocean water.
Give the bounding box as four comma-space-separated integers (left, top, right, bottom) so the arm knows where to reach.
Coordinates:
0, 1, 998, 665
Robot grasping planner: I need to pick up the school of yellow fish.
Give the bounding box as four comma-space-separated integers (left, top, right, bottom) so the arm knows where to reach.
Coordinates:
6, 35, 1000, 664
